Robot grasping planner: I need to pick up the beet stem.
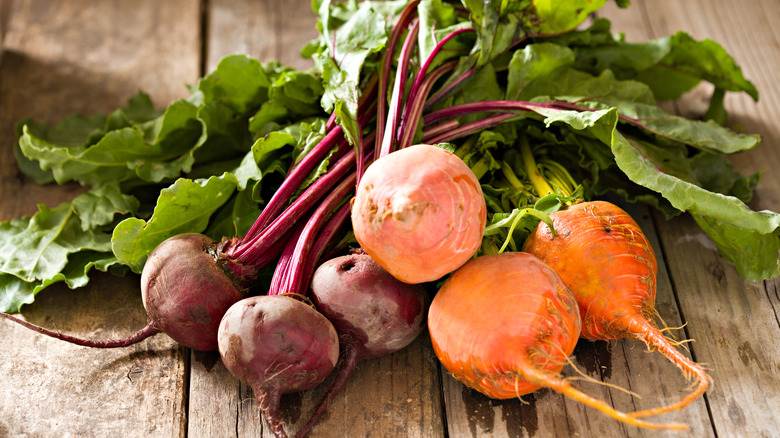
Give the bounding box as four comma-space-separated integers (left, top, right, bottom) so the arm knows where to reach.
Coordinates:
235, 148, 357, 267
379, 18, 420, 157
423, 67, 474, 110
425, 113, 518, 144
0, 312, 160, 348
268, 223, 306, 295
280, 168, 359, 296
397, 59, 458, 150
409, 27, 473, 99
374, 0, 422, 158
235, 126, 346, 248
302, 203, 351, 285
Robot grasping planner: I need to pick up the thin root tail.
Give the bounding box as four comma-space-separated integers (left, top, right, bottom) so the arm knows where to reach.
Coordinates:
626, 322, 711, 418
516, 356, 689, 431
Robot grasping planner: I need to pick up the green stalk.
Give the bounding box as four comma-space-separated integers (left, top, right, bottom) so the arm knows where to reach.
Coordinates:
484, 207, 556, 253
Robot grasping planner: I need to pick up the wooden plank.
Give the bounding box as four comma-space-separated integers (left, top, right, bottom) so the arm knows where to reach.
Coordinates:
601, 1, 780, 437
0, 0, 200, 436
653, 214, 780, 437
204, 0, 318, 73
189, 316, 444, 438
188, 1, 445, 437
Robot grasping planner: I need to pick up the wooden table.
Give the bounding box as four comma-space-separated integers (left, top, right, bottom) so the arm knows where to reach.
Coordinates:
1, 1, 778, 437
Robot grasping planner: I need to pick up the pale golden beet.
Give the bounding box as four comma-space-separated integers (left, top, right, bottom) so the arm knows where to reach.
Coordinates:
351, 144, 486, 284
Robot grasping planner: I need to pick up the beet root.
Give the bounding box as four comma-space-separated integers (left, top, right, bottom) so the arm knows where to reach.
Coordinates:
218, 295, 339, 438
0, 233, 250, 351
310, 252, 427, 359
141, 233, 249, 351
296, 252, 428, 437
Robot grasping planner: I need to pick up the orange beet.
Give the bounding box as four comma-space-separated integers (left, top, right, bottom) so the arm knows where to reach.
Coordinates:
428, 252, 685, 430
523, 200, 711, 418
351, 144, 486, 284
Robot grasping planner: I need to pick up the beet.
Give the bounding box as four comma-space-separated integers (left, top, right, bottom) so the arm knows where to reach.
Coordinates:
140, 233, 249, 351
218, 295, 339, 438
0, 233, 251, 351
296, 253, 428, 437
350, 144, 487, 284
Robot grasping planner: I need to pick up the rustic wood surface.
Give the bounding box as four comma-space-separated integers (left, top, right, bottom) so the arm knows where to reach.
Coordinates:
1, 0, 778, 437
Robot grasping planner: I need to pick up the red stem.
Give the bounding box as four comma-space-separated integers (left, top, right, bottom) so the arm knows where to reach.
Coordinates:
409, 27, 474, 99
0, 313, 160, 348
235, 126, 346, 247
398, 60, 458, 150
267, 224, 305, 295
234, 148, 357, 267
425, 113, 518, 144
375, 0, 422, 158
379, 18, 420, 157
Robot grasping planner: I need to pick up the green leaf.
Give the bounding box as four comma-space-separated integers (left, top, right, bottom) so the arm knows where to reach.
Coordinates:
567, 97, 761, 154
193, 101, 252, 164
532, 0, 607, 34
312, 0, 407, 145
417, 0, 470, 68
19, 126, 142, 185
652, 31, 758, 101
196, 54, 271, 115
604, 127, 779, 235
111, 173, 238, 272
572, 30, 759, 101
504, 104, 779, 280
249, 66, 325, 136
587, 111, 780, 280
463, 0, 528, 66
0, 251, 121, 313
316, 0, 403, 89
0, 203, 113, 283
505, 45, 656, 104
506, 43, 576, 100
18, 97, 208, 186
693, 214, 779, 281
205, 187, 263, 240
71, 183, 140, 231
0, 274, 38, 313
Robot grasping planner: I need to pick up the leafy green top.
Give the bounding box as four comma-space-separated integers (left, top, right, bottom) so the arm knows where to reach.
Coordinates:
1, 0, 777, 312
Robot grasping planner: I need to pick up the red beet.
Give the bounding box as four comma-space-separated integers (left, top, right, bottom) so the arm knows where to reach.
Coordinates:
218, 295, 339, 438
296, 253, 428, 437
140, 233, 249, 351
0, 233, 251, 351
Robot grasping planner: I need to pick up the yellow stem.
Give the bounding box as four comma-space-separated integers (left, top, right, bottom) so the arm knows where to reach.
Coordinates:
501, 162, 524, 191
519, 135, 554, 197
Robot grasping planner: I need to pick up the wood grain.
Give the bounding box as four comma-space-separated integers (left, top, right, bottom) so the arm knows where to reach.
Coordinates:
602, 1, 780, 437
204, 0, 319, 73
1, 0, 779, 437
0, 0, 199, 436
